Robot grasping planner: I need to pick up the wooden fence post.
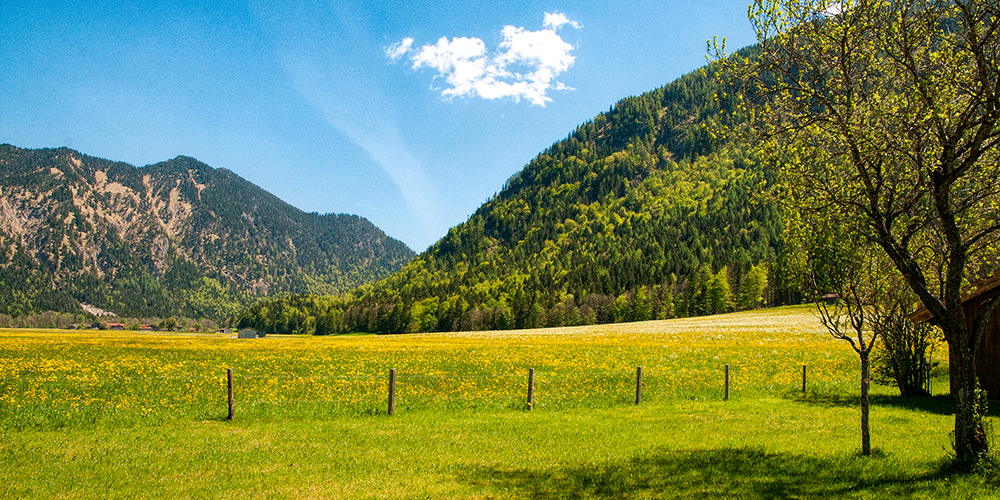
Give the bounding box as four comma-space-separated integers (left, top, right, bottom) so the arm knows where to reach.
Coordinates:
724, 364, 730, 401
527, 368, 535, 411
388, 369, 396, 416
635, 366, 643, 405
802, 364, 807, 393
227, 368, 234, 421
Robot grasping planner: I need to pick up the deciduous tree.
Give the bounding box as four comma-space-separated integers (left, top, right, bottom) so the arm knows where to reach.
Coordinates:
714, 0, 1000, 462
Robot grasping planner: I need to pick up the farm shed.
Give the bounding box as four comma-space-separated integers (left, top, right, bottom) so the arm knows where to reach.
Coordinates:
237, 328, 264, 339
910, 273, 1000, 399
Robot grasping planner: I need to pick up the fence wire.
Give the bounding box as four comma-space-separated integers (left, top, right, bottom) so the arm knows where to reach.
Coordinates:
0, 362, 860, 429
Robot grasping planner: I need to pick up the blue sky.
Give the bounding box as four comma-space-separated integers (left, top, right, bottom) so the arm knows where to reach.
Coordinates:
1, 0, 757, 252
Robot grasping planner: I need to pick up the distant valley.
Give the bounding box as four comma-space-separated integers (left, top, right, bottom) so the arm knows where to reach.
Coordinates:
1, 56, 790, 333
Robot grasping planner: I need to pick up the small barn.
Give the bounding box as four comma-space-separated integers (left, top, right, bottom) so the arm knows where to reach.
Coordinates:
237, 328, 264, 339
911, 273, 1000, 399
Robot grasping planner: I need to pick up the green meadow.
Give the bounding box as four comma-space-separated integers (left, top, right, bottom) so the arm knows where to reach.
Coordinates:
1, 307, 997, 498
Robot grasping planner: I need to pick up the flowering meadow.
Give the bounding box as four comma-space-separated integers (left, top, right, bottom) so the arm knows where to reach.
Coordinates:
0, 307, 889, 428
6, 307, 994, 500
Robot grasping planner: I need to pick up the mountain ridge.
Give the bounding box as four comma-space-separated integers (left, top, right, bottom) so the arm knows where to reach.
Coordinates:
0, 144, 415, 319
237, 64, 792, 335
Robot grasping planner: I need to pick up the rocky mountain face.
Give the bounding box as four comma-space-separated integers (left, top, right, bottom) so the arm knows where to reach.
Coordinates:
0, 145, 415, 319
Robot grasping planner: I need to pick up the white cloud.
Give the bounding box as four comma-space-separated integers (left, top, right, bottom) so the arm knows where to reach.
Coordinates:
543, 12, 581, 30
821, 2, 843, 16
411, 36, 490, 98
385, 37, 414, 60
387, 12, 580, 106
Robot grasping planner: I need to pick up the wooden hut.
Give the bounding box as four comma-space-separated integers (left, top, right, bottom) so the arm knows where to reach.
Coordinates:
237, 328, 264, 339
910, 273, 1000, 399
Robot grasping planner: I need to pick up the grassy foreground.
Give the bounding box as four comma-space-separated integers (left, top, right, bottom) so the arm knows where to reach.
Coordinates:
3, 397, 997, 498
1, 307, 998, 498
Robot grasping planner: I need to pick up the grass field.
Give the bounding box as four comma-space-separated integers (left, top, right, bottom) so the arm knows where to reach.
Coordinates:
1, 306, 997, 498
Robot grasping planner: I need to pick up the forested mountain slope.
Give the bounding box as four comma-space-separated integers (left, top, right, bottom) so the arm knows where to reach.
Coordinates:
238, 65, 790, 334
0, 145, 415, 319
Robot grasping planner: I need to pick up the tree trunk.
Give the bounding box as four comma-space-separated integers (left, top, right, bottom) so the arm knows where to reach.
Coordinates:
948, 339, 960, 398
951, 334, 988, 461
861, 351, 871, 456
887, 247, 989, 462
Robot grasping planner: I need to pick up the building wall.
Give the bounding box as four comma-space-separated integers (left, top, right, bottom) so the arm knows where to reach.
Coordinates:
968, 292, 1000, 400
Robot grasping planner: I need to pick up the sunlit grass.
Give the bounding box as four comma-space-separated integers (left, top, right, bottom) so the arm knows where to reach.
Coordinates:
2, 397, 996, 499
1, 306, 994, 498
0, 306, 865, 427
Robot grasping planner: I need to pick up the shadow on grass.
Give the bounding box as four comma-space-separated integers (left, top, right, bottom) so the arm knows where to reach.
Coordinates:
456, 447, 976, 499
790, 392, 961, 416
794, 392, 1000, 418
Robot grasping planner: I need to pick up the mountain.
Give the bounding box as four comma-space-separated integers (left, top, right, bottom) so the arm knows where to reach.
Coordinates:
0, 145, 415, 320
237, 63, 794, 335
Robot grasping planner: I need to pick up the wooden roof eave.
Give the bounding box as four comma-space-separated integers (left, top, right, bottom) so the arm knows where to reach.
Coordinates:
910, 272, 1000, 325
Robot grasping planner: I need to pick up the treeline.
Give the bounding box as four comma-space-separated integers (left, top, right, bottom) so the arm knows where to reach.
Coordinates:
236, 263, 769, 335
236, 66, 792, 335
0, 311, 222, 332
0, 247, 249, 321
0, 311, 86, 330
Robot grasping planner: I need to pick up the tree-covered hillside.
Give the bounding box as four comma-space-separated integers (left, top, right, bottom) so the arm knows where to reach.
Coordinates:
238, 66, 792, 335
0, 145, 415, 320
